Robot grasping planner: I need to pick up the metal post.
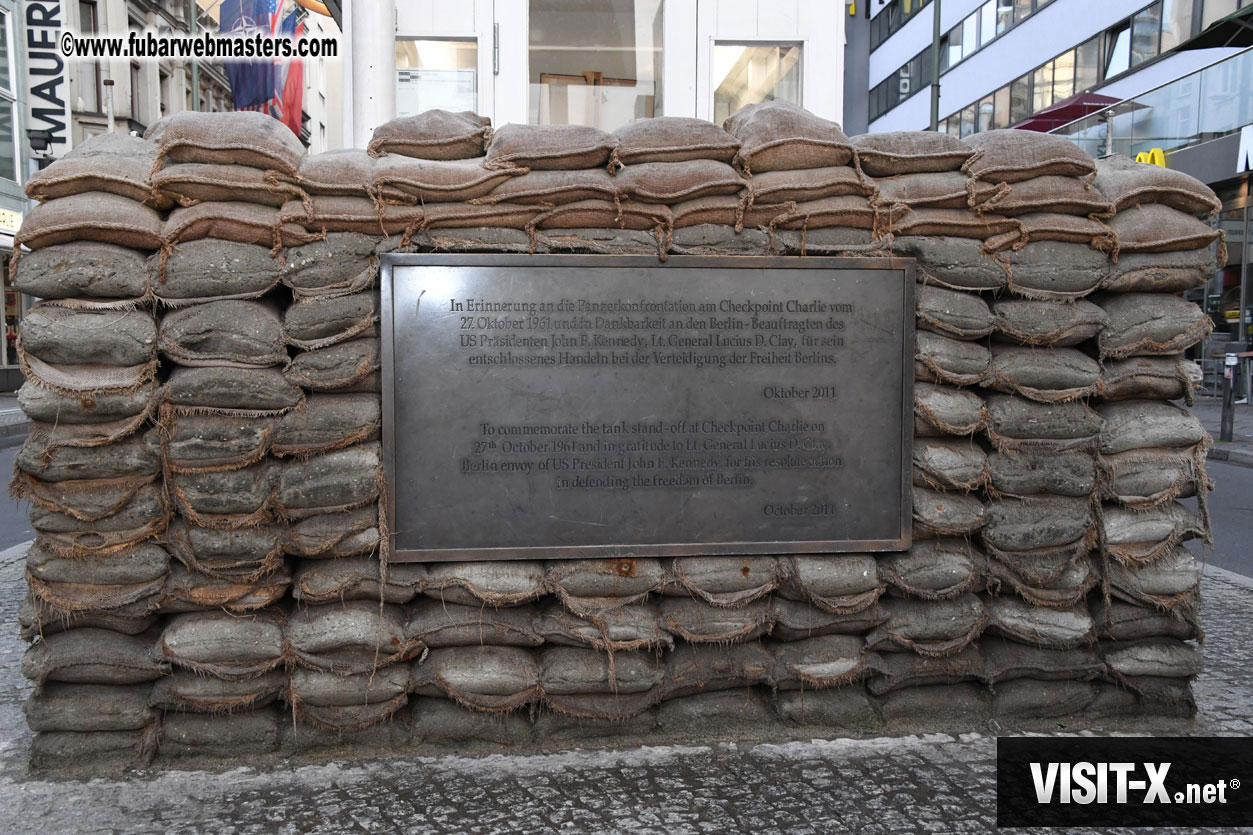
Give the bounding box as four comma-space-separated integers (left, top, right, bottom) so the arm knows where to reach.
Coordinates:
103, 79, 115, 133
1221, 345, 1239, 441
190, 0, 199, 111
1241, 206, 1250, 378
929, 0, 941, 131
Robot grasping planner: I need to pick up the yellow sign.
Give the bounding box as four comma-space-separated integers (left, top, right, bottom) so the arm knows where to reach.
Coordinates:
0, 207, 21, 233
1135, 148, 1166, 167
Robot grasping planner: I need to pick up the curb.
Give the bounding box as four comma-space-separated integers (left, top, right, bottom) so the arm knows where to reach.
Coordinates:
1207, 446, 1253, 468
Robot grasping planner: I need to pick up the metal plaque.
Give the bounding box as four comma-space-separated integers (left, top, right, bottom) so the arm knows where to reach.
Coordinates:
382, 254, 914, 561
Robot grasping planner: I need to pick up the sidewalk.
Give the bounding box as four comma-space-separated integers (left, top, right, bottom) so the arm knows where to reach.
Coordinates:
0, 539, 1249, 834
1192, 395, 1253, 467
0, 393, 24, 448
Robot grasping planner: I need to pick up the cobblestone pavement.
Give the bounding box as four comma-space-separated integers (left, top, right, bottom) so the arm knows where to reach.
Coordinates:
0, 543, 1249, 835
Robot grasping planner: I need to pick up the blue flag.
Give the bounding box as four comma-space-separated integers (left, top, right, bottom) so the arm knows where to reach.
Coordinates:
219, 0, 278, 110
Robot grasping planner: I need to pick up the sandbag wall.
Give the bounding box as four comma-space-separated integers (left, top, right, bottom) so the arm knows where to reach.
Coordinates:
10, 105, 1219, 763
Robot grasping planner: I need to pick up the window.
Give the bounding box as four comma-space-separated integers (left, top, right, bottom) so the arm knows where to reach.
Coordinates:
870, 0, 933, 53
962, 13, 979, 59
0, 9, 14, 182
996, 0, 1014, 34
869, 45, 931, 122
1033, 61, 1053, 111
159, 71, 170, 117
530, 0, 663, 129
1106, 22, 1131, 78
1131, 3, 1163, 66
1014, 0, 1033, 23
993, 86, 1011, 129
1052, 48, 1075, 103
979, 1, 997, 47
960, 104, 977, 137
76, 2, 101, 112
1160, 0, 1195, 51
130, 63, 141, 122
977, 94, 995, 132
395, 39, 478, 118
713, 44, 801, 125
1202, 0, 1239, 28
1075, 36, 1100, 92
1010, 74, 1030, 124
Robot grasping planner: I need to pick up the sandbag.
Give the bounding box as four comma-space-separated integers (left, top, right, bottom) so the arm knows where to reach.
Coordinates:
159, 708, 279, 757
985, 175, 1112, 217
1092, 599, 1198, 641
866, 644, 984, 695
981, 640, 1103, 684
776, 686, 878, 727
150, 162, 301, 207
1102, 638, 1202, 679
283, 234, 379, 299
530, 200, 671, 234
962, 130, 1097, 183
1107, 545, 1201, 609
26, 134, 161, 205
986, 552, 1097, 608
280, 196, 423, 236
770, 598, 887, 640
158, 300, 286, 368
412, 646, 541, 712
658, 597, 772, 644
878, 539, 984, 600
916, 284, 995, 339
19, 304, 155, 367
19, 594, 157, 640
539, 647, 663, 719
981, 496, 1093, 554
22, 628, 161, 689
153, 239, 282, 304
162, 518, 284, 581
773, 635, 868, 689
1106, 203, 1223, 253
537, 600, 670, 652
14, 241, 150, 301
992, 213, 1114, 252
892, 236, 1008, 292
152, 610, 284, 679
272, 393, 381, 456
778, 554, 881, 613
287, 600, 420, 674
373, 155, 521, 203
167, 462, 273, 528
1102, 502, 1206, 564
873, 172, 1004, 210
914, 331, 990, 386
161, 413, 274, 472
614, 160, 745, 203
17, 379, 157, 425
987, 345, 1100, 402
471, 168, 617, 205
1095, 293, 1211, 359
661, 642, 773, 699
296, 149, 374, 195
422, 561, 547, 607
275, 442, 381, 518
1102, 449, 1203, 507
912, 485, 986, 537
1002, 241, 1110, 300
485, 123, 616, 171
984, 394, 1101, 450
746, 166, 869, 205
288, 556, 415, 606
987, 448, 1096, 497
367, 109, 491, 159
993, 678, 1096, 718
163, 202, 315, 249
285, 339, 381, 392
773, 195, 898, 232
164, 366, 304, 416
663, 555, 779, 607
287, 667, 410, 732
146, 110, 306, 174
149, 670, 285, 713
547, 558, 665, 609
158, 563, 290, 613
408, 599, 540, 648
986, 596, 1094, 649
889, 207, 1017, 240
284, 505, 381, 559
612, 117, 739, 165
865, 594, 985, 656
283, 292, 377, 350
17, 430, 160, 482
25, 682, 156, 732
1100, 249, 1216, 293
914, 382, 985, 437
1098, 400, 1206, 453
17, 193, 164, 251
25, 541, 167, 614
851, 131, 973, 175
723, 101, 853, 174
29, 483, 167, 557
1093, 154, 1221, 216
992, 299, 1108, 347
912, 438, 989, 491
1100, 356, 1195, 403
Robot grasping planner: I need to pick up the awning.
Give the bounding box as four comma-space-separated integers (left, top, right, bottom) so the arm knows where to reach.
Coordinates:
1178, 4, 1253, 50
1012, 93, 1122, 133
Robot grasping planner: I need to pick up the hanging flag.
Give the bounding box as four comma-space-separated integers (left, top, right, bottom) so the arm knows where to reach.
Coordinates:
277, 18, 306, 137
219, 0, 304, 138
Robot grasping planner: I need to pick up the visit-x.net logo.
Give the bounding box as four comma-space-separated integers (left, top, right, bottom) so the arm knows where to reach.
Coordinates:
997, 738, 1253, 827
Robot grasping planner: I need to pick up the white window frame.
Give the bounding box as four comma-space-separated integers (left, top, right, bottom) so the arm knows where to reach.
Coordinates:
0, 9, 17, 183
709, 40, 804, 124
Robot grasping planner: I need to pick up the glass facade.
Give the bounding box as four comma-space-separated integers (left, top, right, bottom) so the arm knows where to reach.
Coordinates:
869, 0, 933, 53
712, 44, 802, 125
394, 39, 479, 117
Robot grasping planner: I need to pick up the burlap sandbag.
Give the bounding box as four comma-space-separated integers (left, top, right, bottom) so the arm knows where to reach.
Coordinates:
723, 101, 853, 174
1092, 599, 1198, 642
889, 207, 1018, 240
1107, 545, 1200, 607
873, 171, 1004, 210
284, 505, 380, 559
612, 117, 740, 165
287, 599, 420, 674
1102, 638, 1202, 680
913, 438, 989, 492
982, 495, 1094, 555
485, 123, 616, 171
152, 609, 285, 679
25, 133, 164, 206
293, 558, 423, 605
282, 233, 379, 297
1093, 154, 1221, 216
373, 155, 523, 203
146, 110, 306, 175
152, 239, 282, 305
24, 682, 157, 733
158, 299, 287, 368
279, 196, 423, 236
746, 165, 871, 205
421, 561, 547, 607
661, 643, 774, 699
297, 149, 375, 196
663, 555, 780, 607
25, 541, 167, 614
163, 201, 316, 249
914, 381, 986, 437
988, 345, 1101, 402
913, 485, 986, 538
272, 393, 381, 456
149, 670, 285, 714
284, 291, 377, 350
164, 366, 304, 416
776, 555, 881, 614
878, 539, 984, 601
420, 202, 543, 231
992, 298, 1108, 346
986, 596, 1095, 649
538, 600, 671, 652
1100, 356, 1195, 403
669, 196, 790, 231
962, 129, 1097, 184
13, 241, 150, 301
614, 160, 746, 203
16, 467, 160, 525
984, 393, 1101, 451
275, 441, 381, 519
865, 594, 986, 656
285, 338, 380, 392
658, 597, 772, 644
987, 447, 1096, 497
17, 379, 157, 425
981, 640, 1103, 684
19, 304, 155, 367
407, 599, 539, 647
915, 330, 990, 386
866, 644, 985, 695
29, 483, 167, 557
1102, 501, 1206, 564
1098, 400, 1207, 454
851, 130, 973, 176
773, 195, 899, 232
1102, 449, 1204, 508
470, 168, 618, 205
161, 518, 284, 581
286, 667, 410, 732
1100, 248, 1216, 293
1095, 292, 1212, 360
770, 598, 886, 640
1002, 240, 1111, 300
983, 175, 1113, 217
530, 199, 670, 232
160, 413, 274, 477
892, 236, 1008, 292
411, 646, 540, 712
160, 563, 290, 614
167, 462, 274, 529
367, 110, 491, 160
17, 193, 164, 251
539, 647, 663, 718
22, 628, 163, 690
1106, 203, 1223, 253
150, 162, 302, 208
17, 430, 160, 482
985, 213, 1114, 253
774, 634, 869, 690
19, 595, 156, 640
916, 284, 995, 339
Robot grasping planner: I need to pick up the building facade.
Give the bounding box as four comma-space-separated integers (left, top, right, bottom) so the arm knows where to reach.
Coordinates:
339, 0, 846, 148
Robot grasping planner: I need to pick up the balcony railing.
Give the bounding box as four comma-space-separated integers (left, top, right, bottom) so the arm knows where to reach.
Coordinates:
1049, 46, 1253, 159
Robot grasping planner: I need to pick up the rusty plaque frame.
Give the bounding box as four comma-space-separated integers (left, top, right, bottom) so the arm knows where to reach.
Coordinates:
381, 254, 914, 562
